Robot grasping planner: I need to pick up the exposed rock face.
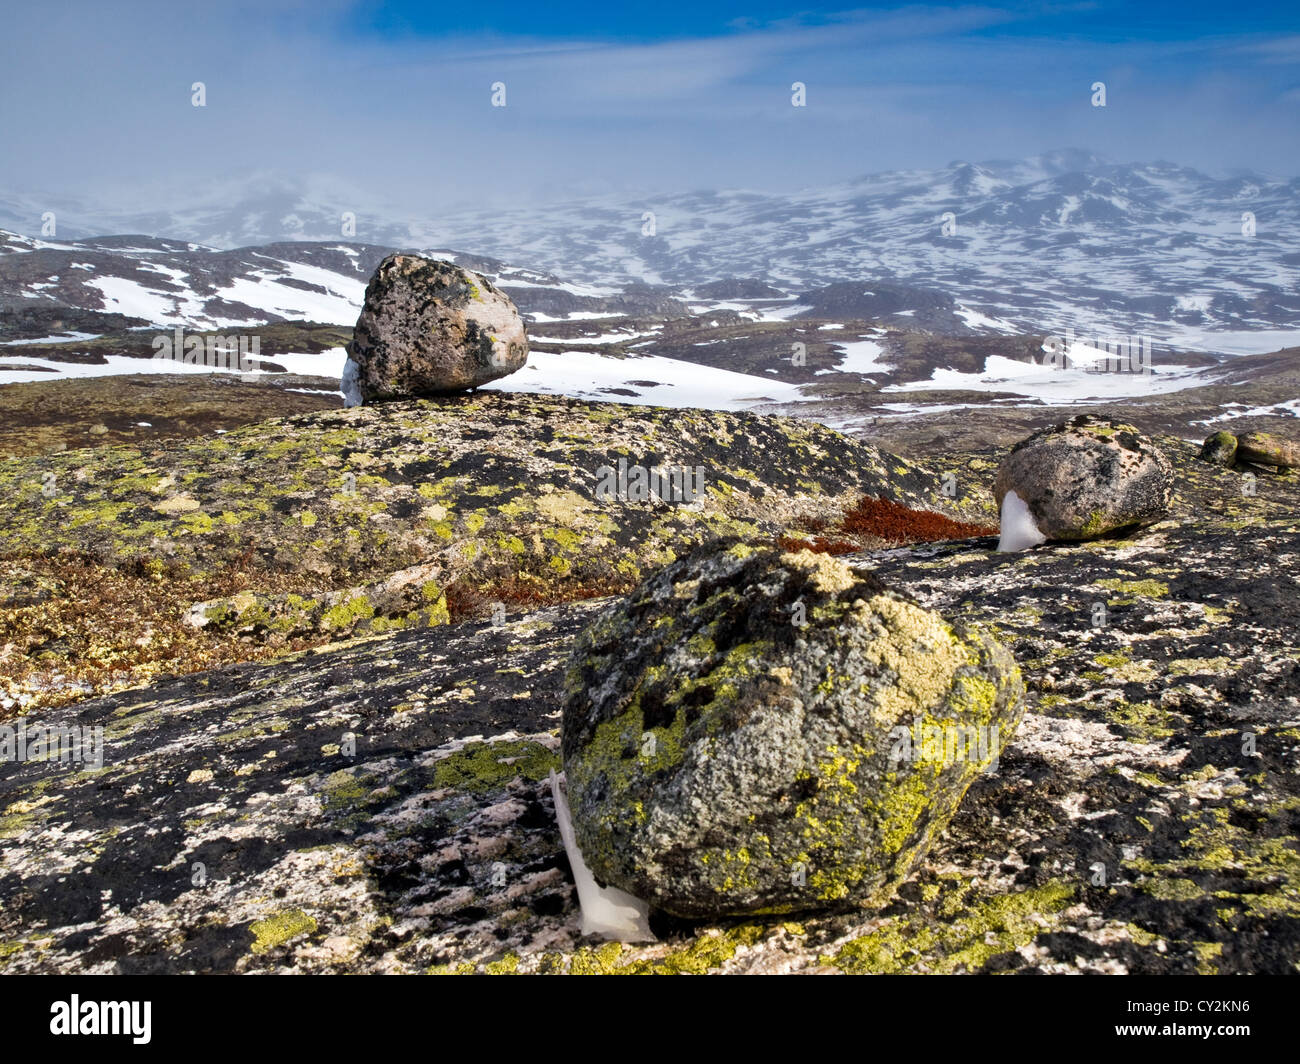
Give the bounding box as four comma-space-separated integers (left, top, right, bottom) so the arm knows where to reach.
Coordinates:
3, 389, 1299, 976
1237, 431, 1300, 470
2, 515, 1297, 974
0, 393, 975, 711
561, 541, 1024, 918
1199, 431, 1238, 467
345, 255, 528, 402
994, 415, 1173, 541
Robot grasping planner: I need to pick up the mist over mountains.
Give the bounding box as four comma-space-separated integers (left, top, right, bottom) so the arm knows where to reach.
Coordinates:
4, 150, 1295, 346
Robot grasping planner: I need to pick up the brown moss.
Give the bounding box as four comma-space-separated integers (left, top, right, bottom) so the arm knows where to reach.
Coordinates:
443, 570, 636, 623
0, 551, 328, 717
839, 495, 997, 543
776, 534, 861, 556
783, 494, 997, 555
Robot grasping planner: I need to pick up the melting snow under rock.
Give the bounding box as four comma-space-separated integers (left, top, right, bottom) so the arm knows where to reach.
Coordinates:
997, 489, 1047, 553
549, 771, 655, 943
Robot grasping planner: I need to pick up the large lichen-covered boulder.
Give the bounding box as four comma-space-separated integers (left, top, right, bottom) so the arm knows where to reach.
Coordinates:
560, 540, 1024, 918
994, 415, 1173, 541
1236, 431, 1300, 470
345, 254, 528, 403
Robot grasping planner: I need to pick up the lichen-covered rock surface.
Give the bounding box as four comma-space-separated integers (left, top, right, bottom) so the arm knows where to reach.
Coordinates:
994, 415, 1174, 540
3, 508, 1297, 974
1236, 431, 1300, 470
561, 541, 1023, 917
0, 392, 965, 708
346, 255, 528, 401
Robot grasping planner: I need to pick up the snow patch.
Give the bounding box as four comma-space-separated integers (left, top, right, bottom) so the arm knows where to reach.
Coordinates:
998, 490, 1047, 553
549, 771, 654, 943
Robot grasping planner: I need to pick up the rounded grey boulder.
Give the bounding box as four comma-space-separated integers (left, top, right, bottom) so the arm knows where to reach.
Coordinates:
560, 539, 1025, 919
994, 415, 1173, 541
345, 254, 528, 404
1237, 431, 1299, 470
1198, 431, 1238, 468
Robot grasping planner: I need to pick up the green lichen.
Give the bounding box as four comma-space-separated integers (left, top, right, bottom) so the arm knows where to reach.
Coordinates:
563, 924, 767, 975
823, 880, 1076, 974
432, 739, 559, 793
1095, 577, 1169, 599
249, 909, 317, 954
323, 595, 374, 631
1107, 700, 1175, 741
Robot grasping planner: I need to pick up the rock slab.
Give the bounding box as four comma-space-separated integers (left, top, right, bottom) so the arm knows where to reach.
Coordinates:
1237, 431, 1300, 470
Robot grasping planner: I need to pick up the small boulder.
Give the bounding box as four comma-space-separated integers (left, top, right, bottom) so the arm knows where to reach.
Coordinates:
1236, 431, 1299, 470
994, 415, 1173, 544
1198, 431, 1238, 467
561, 540, 1024, 918
344, 254, 527, 404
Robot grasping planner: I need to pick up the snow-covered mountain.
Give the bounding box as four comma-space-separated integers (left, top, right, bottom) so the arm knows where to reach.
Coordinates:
2, 221, 1298, 440
4, 151, 1297, 348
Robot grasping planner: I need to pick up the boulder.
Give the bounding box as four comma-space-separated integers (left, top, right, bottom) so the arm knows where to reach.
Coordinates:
1236, 431, 1299, 470
1198, 431, 1238, 467
994, 415, 1173, 542
560, 540, 1024, 919
344, 254, 528, 403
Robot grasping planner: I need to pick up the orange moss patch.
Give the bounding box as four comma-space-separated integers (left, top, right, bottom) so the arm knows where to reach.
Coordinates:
840, 495, 997, 542
784, 495, 996, 555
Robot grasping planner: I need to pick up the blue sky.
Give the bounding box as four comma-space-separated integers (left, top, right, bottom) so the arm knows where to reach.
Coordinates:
2, 1, 1297, 210
343, 1, 1299, 43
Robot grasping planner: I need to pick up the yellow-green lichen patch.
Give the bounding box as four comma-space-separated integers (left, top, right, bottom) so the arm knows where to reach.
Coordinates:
561, 924, 767, 975
249, 909, 318, 954
1106, 700, 1176, 742
1123, 799, 1300, 922
1094, 577, 1169, 599
322, 595, 374, 631
823, 880, 1076, 974
1166, 656, 1234, 678
483, 952, 520, 974
431, 739, 559, 793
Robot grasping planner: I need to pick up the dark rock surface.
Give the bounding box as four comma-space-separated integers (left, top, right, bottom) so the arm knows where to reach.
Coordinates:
2, 511, 1297, 974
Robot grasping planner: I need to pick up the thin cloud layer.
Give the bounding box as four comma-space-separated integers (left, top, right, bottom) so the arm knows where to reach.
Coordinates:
1, 1, 1295, 214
